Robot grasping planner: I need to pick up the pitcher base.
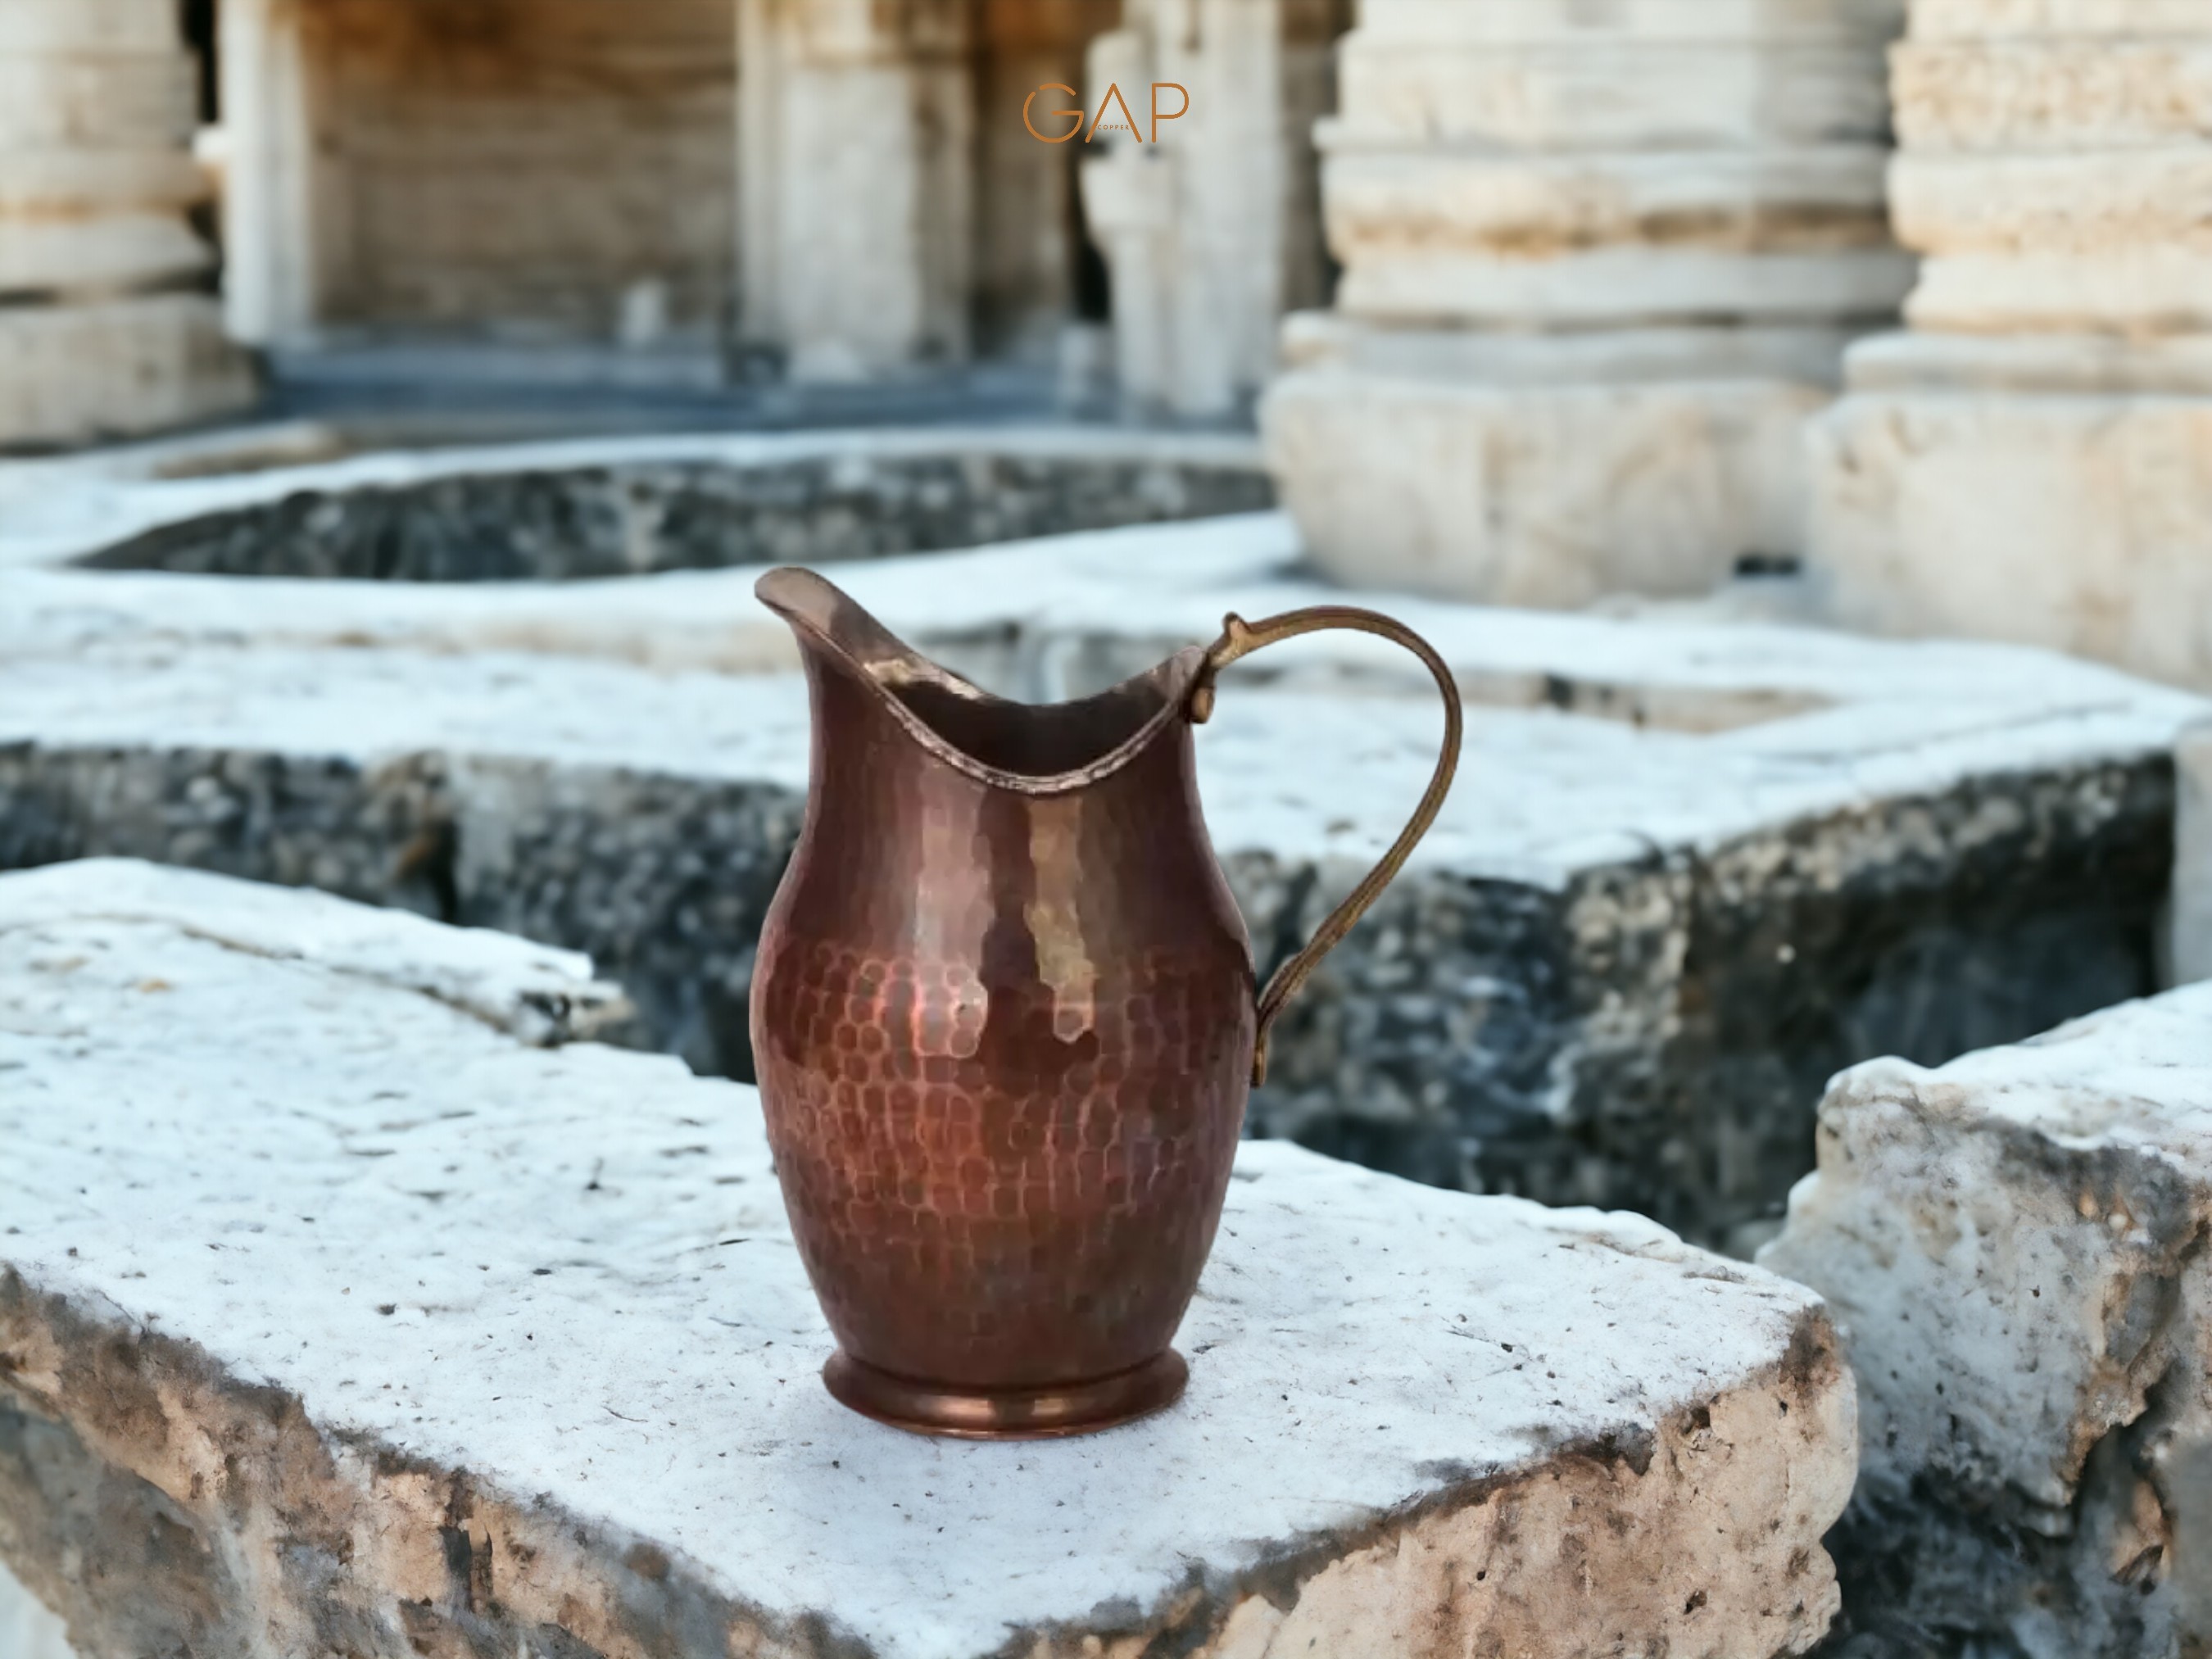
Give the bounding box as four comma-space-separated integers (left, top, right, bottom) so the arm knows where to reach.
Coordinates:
823, 1349, 1188, 1440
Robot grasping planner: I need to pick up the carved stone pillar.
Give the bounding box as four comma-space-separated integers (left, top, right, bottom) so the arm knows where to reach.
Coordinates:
0, 0, 253, 446
1264, 0, 1911, 608
1081, 0, 1349, 421
1811, 0, 2212, 688
737, 0, 974, 382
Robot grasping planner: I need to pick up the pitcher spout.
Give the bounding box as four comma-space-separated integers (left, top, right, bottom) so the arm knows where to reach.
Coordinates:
755, 565, 1209, 795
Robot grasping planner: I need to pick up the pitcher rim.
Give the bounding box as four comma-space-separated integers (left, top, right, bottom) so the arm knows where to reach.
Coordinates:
755, 565, 1209, 798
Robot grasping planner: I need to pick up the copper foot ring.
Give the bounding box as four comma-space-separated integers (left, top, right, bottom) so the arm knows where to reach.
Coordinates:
823, 1349, 1189, 1440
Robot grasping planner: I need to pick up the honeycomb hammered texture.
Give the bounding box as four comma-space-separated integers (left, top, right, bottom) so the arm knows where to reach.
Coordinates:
752, 653, 1256, 1390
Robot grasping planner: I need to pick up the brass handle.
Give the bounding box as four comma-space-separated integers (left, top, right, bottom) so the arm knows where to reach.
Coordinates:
1190, 606, 1463, 1086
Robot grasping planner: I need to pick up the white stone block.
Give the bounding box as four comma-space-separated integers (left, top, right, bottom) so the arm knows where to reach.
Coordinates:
1761, 983, 2212, 1653
1322, 147, 1894, 252
1911, 0, 2212, 40
1336, 245, 1916, 328
0, 152, 207, 215
1908, 248, 2212, 335
1335, 40, 1892, 151
1356, 0, 1905, 48
0, 212, 211, 297
1809, 383, 2212, 687
1264, 369, 1824, 605
0, 0, 181, 54
2176, 723, 2212, 987
0, 861, 1858, 1659
0, 295, 255, 450
1843, 329, 2212, 397
1893, 148, 2212, 260
1281, 314, 1860, 386
1894, 39, 2212, 152
0, 56, 198, 148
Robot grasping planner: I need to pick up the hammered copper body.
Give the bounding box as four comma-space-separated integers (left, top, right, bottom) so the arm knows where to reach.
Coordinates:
750, 568, 1461, 1439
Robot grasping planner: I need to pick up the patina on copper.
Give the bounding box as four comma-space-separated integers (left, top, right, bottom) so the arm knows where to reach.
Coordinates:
750, 567, 1462, 1439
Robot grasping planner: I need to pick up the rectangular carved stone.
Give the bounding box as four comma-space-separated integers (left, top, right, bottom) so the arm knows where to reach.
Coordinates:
1763, 983, 2212, 1654
0, 860, 1858, 1659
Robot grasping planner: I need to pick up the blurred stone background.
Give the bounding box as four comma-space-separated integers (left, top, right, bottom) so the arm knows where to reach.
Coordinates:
5, 2, 2212, 1656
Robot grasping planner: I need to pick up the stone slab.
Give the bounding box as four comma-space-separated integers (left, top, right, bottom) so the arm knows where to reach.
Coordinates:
1333, 40, 1892, 151
1355, 0, 1905, 47
0, 859, 1858, 1659
1280, 314, 1860, 386
0, 151, 207, 215
0, 295, 256, 451
0, 487, 2200, 1246
1332, 244, 1916, 328
2175, 721, 2212, 987
1843, 329, 2212, 396
1910, 0, 2212, 40
1264, 368, 1820, 605
1320, 147, 1895, 253
1907, 247, 2212, 336
0, 211, 211, 298
0, 424, 1270, 574
1809, 386, 2212, 687
1894, 39, 2212, 152
0, 56, 198, 149
1761, 983, 2212, 1654
1893, 148, 2212, 259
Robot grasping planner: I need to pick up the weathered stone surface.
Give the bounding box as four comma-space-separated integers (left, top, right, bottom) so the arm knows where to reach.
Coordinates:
0, 297, 256, 455
1893, 39, 2212, 152
29, 428, 1271, 581
1803, 3, 2212, 687
1271, 0, 1904, 605
0, 860, 1858, 1659
0, 0, 253, 449
1762, 984, 2212, 1656
2173, 721, 2212, 988
1335, 39, 1893, 150
1810, 387, 2212, 689
1266, 369, 1820, 605
0, 497, 2199, 1248
1910, 0, 2212, 39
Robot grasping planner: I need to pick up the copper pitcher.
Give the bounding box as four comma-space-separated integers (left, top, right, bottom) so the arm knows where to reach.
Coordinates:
750, 568, 1461, 1439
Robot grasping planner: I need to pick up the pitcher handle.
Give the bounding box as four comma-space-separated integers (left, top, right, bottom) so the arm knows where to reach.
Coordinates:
1190, 606, 1463, 1086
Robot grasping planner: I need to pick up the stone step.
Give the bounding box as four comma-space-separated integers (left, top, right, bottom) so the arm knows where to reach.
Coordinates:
1843, 329, 2212, 396
1908, 247, 2212, 333
0, 494, 2198, 1248
0, 151, 209, 215
1761, 981, 2212, 1653
0, 295, 255, 451
0, 859, 1857, 1659
1895, 39, 2212, 152
1334, 40, 1892, 152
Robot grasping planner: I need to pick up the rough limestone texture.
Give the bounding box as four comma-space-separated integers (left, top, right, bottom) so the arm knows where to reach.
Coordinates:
0, 483, 2202, 1250
0, 859, 1858, 1659
1806, 2, 2212, 690
1262, 0, 1911, 606
1762, 985, 2212, 1657
0, 426, 1271, 579
2174, 722, 2212, 989
0, 0, 254, 448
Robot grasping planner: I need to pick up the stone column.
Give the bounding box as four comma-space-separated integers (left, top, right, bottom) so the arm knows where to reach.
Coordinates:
0, 0, 253, 447
1263, 0, 1912, 609
736, 0, 973, 383
1081, 0, 1349, 421
1811, 0, 2212, 687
